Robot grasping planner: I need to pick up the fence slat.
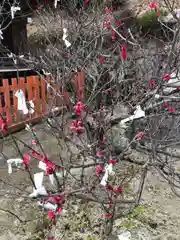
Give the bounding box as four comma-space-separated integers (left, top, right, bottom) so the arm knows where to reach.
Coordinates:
27, 76, 34, 102
33, 76, 41, 116
3, 79, 12, 123
77, 71, 85, 102
40, 76, 46, 113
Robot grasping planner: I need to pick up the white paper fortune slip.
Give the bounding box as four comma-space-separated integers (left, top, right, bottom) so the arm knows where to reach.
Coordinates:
63, 28, 71, 48
120, 105, 145, 124
7, 158, 23, 174
15, 90, 28, 115
29, 172, 48, 198
100, 164, 115, 186
11, 6, 21, 19
38, 202, 57, 211
118, 231, 131, 240
38, 161, 55, 185
29, 100, 35, 114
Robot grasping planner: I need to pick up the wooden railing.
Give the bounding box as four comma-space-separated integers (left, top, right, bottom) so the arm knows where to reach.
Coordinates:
0, 71, 85, 131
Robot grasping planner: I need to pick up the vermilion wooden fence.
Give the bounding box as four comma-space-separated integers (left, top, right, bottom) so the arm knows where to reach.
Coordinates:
0, 71, 85, 131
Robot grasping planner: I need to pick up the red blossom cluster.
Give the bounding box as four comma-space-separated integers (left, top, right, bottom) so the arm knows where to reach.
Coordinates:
71, 101, 85, 135
149, 1, 161, 16
40, 194, 65, 225
147, 79, 156, 89
74, 101, 83, 116
121, 45, 127, 61
31, 151, 56, 175
162, 74, 171, 81
134, 131, 144, 140
22, 153, 30, 170
0, 117, 9, 133
71, 119, 84, 134
99, 57, 105, 63
164, 103, 175, 113
96, 163, 104, 176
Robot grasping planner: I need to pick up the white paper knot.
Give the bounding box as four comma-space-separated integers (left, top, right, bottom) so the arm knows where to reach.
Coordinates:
7, 158, 23, 174
38, 202, 57, 211
0, 30, 3, 40
29, 172, 48, 198
63, 28, 71, 48
155, 94, 160, 99
38, 161, 55, 185
29, 100, 35, 114
54, 0, 60, 8
42, 69, 51, 76
100, 163, 115, 186
15, 90, 28, 115
11, 6, 21, 19
120, 105, 145, 124
118, 230, 131, 240
25, 124, 31, 131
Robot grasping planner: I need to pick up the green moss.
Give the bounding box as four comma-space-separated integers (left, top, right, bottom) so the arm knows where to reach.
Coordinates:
86, 235, 98, 240
130, 205, 148, 218
118, 219, 139, 229
137, 8, 168, 28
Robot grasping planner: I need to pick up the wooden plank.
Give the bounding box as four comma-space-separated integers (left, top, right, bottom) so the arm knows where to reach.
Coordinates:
3, 78, 12, 123
76, 71, 85, 102
27, 76, 34, 102
40, 76, 46, 113
0, 92, 2, 114
32, 76, 41, 116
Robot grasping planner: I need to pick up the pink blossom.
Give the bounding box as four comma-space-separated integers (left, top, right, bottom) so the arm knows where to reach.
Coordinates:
74, 102, 83, 116
108, 159, 117, 165
115, 20, 121, 26
99, 57, 105, 63
104, 7, 110, 13
149, 2, 158, 11
114, 187, 124, 193
105, 185, 114, 191
105, 16, 111, 21
169, 106, 175, 113
103, 22, 110, 28
97, 151, 103, 157
46, 161, 55, 175
23, 153, 30, 164
121, 45, 127, 61
164, 103, 169, 108
135, 131, 144, 140
96, 164, 103, 176
0, 118, 8, 133
104, 213, 113, 218
162, 74, 171, 81
71, 120, 84, 134
48, 210, 55, 222
31, 139, 36, 145
56, 207, 63, 215
150, 79, 156, 85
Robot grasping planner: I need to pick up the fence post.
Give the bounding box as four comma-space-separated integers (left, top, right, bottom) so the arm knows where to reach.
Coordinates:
75, 71, 85, 102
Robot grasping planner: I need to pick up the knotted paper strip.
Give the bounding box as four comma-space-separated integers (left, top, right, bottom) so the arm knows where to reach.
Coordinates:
15, 90, 28, 115
121, 105, 145, 124
29, 172, 48, 198
7, 158, 23, 174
